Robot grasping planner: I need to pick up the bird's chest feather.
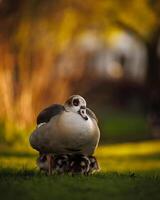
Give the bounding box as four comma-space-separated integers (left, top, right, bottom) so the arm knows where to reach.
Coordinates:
50, 111, 95, 139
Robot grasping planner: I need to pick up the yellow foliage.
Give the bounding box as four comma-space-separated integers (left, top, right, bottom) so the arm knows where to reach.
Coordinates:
0, 0, 159, 144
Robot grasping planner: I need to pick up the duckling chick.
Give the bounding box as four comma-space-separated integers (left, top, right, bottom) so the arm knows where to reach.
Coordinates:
69, 154, 90, 175
88, 156, 100, 174
36, 153, 54, 174
53, 154, 70, 174
37, 153, 70, 175
37, 154, 100, 175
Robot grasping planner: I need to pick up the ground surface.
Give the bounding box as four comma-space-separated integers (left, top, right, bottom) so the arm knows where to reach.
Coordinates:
0, 140, 160, 200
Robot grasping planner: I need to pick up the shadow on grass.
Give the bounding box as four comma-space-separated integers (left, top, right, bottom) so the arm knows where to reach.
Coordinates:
0, 168, 160, 179
0, 151, 36, 158
98, 153, 160, 161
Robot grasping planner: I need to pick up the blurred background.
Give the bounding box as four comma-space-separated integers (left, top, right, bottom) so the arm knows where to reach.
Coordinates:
0, 0, 160, 173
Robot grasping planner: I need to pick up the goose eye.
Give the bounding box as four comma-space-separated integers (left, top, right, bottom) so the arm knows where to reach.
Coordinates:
73, 99, 79, 106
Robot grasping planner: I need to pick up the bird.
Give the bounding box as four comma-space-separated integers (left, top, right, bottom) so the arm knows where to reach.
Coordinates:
88, 156, 100, 174
37, 153, 98, 175
69, 154, 90, 175
29, 95, 100, 174
37, 153, 70, 175
68, 155, 100, 175
36, 153, 53, 174
53, 154, 70, 174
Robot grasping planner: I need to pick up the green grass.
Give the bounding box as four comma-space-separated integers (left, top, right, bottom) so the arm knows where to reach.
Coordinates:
99, 110, 151, 143
0, 140, 160, 200
0, 171, 160, 200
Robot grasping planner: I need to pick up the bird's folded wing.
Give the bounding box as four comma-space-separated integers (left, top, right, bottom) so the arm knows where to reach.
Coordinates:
37, 104, 64, 125
86, 108, 98, 123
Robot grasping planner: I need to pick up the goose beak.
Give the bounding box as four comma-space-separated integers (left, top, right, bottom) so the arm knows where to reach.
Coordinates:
79, 106, 88, 120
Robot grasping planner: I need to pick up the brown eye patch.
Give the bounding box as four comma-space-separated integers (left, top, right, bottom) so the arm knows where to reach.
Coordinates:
66, 99, 72, 106
73, 99, 80, 106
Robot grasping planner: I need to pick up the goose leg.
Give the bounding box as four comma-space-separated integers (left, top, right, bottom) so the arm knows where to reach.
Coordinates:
47, 154, 52, 175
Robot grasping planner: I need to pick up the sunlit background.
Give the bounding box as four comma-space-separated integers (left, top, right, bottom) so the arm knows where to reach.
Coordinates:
0, 0, 160, 174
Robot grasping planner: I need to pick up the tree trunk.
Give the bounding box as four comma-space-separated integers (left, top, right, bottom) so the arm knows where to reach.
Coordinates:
146, 35, 160, 87
145, 29, 160, 138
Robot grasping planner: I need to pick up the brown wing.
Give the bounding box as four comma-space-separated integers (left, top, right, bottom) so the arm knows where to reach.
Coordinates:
86, 108, 98, 123
37, 104, 64, 125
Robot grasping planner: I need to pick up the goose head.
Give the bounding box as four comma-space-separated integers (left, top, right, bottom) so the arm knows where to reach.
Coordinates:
64, 95, 88, 120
